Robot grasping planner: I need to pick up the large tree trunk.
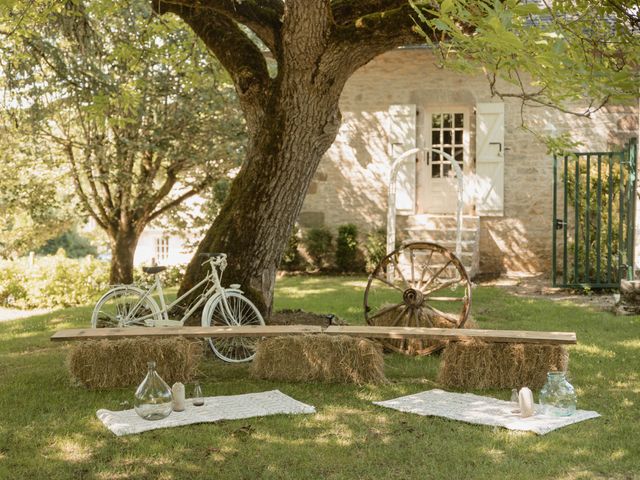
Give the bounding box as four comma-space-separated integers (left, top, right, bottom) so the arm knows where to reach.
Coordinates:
170, 1, 425, 321
109, 231, 139, 284
179, 86, 342, 319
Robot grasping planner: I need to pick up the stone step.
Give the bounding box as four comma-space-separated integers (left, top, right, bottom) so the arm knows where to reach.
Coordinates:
404, 228, 479, 242
399, 255, 477, 271
415, 240, 478, 253
397, 214, 480, 278
400, 214, 480, 230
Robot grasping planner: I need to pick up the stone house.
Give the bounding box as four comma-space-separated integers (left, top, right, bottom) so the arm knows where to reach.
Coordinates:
299, 47, 639, 279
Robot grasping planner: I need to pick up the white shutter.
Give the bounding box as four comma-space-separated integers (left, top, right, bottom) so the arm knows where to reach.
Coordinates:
475, 103, 505, 216
388, 104, 416, 214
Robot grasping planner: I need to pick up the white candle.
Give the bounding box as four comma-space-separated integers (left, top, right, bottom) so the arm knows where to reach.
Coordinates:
518, 387, 535, 418
172, 382, 185, 412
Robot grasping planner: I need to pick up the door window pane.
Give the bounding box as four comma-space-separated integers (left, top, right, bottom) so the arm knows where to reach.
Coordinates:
429, 111, 465, 179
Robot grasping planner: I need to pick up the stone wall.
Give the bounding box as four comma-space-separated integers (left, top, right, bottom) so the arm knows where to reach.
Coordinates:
300, 48, 639, 275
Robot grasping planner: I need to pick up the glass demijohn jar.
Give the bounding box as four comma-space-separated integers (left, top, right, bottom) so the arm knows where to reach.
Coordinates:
134, 361, 173, 421
539, 371, 577, 417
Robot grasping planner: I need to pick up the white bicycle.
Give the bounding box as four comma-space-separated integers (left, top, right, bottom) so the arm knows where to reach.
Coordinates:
91, 253, 265, 363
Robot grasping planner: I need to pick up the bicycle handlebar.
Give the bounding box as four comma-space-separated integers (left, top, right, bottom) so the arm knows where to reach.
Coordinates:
200, 252, 227, 268
199, 253, 226, 259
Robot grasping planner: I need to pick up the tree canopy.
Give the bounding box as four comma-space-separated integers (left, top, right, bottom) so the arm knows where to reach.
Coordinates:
1, 0, 638, 312
412, 0, 639, 148
1, 0, 245, 281
0, 122, 77, 258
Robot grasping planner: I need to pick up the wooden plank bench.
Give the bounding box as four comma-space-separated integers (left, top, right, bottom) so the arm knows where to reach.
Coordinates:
323, 326, 576, 345
50, 325, 323, 341
51, 325, 576, 345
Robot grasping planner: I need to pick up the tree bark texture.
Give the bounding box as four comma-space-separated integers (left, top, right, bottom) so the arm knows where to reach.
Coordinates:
155, 0, 431, 319
109, 231, 139, 285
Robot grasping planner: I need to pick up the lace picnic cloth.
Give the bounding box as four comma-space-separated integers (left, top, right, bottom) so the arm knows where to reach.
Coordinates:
97, 389, 315, 436
373, 389, 600, 435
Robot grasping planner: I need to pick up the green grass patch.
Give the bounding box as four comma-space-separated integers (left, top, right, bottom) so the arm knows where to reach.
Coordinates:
0, 276, 638, 479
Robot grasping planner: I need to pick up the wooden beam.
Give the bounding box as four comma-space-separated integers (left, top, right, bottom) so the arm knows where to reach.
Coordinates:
51, 325, 577, 345
50, 325, 323, 341
322, 326, 577, 345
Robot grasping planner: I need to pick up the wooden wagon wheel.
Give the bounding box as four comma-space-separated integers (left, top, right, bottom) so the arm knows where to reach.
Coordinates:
363, 241, 472, 355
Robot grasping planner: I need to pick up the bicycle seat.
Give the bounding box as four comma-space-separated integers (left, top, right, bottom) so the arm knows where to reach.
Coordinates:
142, 266, 167, 274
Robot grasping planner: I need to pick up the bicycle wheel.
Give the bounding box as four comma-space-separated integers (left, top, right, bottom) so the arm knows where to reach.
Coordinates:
203, 291, 265, 363
91, 286, 162, 328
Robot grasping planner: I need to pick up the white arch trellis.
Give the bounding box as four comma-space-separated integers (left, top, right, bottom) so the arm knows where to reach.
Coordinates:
387, 147, 464, 260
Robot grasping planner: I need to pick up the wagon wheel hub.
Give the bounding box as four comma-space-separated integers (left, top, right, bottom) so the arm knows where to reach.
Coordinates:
402, 288, 424, 308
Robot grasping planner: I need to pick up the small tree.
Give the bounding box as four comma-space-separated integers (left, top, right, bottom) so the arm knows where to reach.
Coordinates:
2, 0, 244, 283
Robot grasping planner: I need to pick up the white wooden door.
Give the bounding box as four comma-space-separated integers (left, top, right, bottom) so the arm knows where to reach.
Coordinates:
475, 103, 505, 216
419, 109, 470, 214
388, 104, 417, 214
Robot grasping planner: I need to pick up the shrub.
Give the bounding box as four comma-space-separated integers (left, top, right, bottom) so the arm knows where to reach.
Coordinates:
0, 262, 28, 306
304, 227, 334, 270
161, 264, 186, 288
281, 225, 306, 271
0, 256, 109, 309
132, 263, 186, 288
335, 224, 365, 273
37, 230, 98, 258
364, 227, 387, 272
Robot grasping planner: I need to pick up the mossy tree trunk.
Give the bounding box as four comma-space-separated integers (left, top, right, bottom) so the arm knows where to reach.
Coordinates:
155, 0, 434, 318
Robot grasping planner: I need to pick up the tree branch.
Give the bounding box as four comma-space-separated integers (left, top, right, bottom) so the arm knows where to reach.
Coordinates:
153, 0, 283, 52
64, 143, 109, 232
153, 1, 271, 132
333, 4, 427, 51
331, 0, 409, 25
327, 4, 427, 82
147, 184, 206, 223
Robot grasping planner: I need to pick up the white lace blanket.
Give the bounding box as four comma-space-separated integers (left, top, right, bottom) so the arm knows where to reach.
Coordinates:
374, 389, 600, 435
97, 390, 315, 436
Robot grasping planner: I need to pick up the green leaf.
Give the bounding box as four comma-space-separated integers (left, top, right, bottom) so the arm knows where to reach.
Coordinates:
440, 0, 454, 14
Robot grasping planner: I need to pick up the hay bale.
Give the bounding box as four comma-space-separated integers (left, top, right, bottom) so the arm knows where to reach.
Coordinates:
437, 340, 569, 390
250, 334, 386, 385
463, 316, 479, 329
68, 338, 204, 389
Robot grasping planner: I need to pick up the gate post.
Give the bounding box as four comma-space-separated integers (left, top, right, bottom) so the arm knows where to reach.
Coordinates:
629, 137, 639, 277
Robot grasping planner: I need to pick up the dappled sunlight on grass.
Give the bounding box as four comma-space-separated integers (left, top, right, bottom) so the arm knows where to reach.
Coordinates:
342, 280, 369, 288
572, 343, 616, 358
482, 447, 506, 464
48, 435, 95, 463
616, 338, 640, 349
0, 277, 639, 478
276, 286, 339, 298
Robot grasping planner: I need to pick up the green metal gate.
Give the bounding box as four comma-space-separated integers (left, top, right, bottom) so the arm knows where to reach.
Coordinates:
552, 138, 637, 289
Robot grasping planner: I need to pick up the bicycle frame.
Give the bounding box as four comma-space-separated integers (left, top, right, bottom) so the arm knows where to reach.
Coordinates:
125, 258, 235, 326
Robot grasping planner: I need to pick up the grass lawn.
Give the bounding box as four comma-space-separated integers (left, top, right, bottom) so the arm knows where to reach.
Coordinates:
0, 276, 639, 479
